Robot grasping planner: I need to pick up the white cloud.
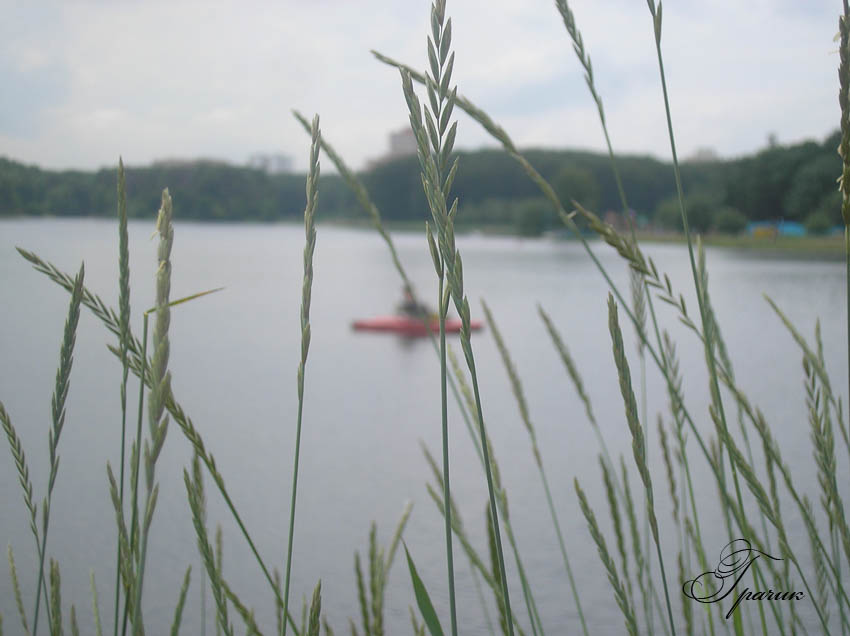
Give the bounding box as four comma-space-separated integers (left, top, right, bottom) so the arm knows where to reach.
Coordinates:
0, 0, 842, 171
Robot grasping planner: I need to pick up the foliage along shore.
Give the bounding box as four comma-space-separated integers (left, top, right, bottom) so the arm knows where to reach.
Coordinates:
0, 128, 843, 238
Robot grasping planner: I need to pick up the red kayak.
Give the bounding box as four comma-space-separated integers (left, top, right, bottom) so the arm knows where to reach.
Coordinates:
352, 315, 484, 337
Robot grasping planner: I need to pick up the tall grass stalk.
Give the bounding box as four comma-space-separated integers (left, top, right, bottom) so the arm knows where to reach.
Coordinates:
607, 295, 676, 636
574, 478, 638, 636
408, 3, 461, 630
185, 466, 232, 635
190, 450, 208, 636
7, 544, 28, 635
1, 406, 41, 633
31, 262, 84, 636
48, 559, 61, 636
91, 572, 103, 636
378, 71, 792, 624
840, 0, 850, 480
291, 109, 481, 470
16, 247, 303, 634
130, 189, 174, 635
169, 566, 192, 636
119, 309, 147, 636
281, 113, 321, 636
373, 51, 733, 514
733, 369, 850, 617
291, 115, 519, 629
554, 2, 663, 617
481, 300, 587, 636
421, 441, 538, 636
112, 158, 131, 636
288, 116, 550, 630
447, 344, 544, 634
761, 306, 850, 615
8, 2, 850, 632
599, 457, 633, 614
375, 28, 801, 635
292, 109, 544, 634
435, 243, 457, 636
640, 11, 762, 611
696, 240, 764, 636
711, 409, 833, 632
343, 502, 412, 636
662, 335, 717, 635
398, 1, 514, 631
576, 204, 796, 608
619, 458, 653, 635
805, 354, 847, 633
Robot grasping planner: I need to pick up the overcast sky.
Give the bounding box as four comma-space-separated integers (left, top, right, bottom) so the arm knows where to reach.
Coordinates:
0, 1, 841, 173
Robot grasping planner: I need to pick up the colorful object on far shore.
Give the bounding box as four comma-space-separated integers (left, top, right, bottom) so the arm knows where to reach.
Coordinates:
352, 315, 483, 337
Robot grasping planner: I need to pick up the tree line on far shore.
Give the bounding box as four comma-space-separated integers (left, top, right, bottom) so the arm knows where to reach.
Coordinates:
0, 130, 842, 237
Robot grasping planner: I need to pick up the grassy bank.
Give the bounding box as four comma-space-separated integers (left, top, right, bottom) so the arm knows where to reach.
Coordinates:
636, 231, 846, 258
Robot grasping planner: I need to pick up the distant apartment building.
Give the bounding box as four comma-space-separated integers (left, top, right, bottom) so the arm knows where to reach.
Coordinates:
247, 153, 294, 174
366, 128, 417, 170
388, 128, 417, 158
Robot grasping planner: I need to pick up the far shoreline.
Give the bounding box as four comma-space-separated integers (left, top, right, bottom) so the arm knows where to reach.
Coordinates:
2, 214, 845, 260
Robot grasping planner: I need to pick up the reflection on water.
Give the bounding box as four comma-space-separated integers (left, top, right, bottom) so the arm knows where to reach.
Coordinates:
1, 218, 846, 633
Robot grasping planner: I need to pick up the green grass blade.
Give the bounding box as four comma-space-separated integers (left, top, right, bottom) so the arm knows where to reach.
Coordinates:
220, 576, 263, 635
384, 501, 413, 580
215, 526, 224, 636
142, 287, 225, 315
839, 0, 850, 489
485, 505, 510, 636
184, 469, 232, 636
1, 405, 48, 625
15, 249, 301, 634
7, 544, 30, 636
274, 569, 283, 636
372, 52, 738, 544
599, 458, 633, 612
105, 463, 134, 615
574, 479, 638, 636
114, 156, 132, 636
482, 299, 587, 636
70, 605, 79, 636
49, 559, 63, 636
308, 582, 321, 636
33, 261, 83, 636
608, 294, 676, 636
131, 189, 174, 636
354, 552, 370, 636
368, 525, 384, 635
400, 42, 513, 630
537, 306, 597, 428
403, 544, 444, 636
399, 6, 463, 631
620, 458, 650, 634
1, 404, 38, 552
282, 113, 321, 636
91, 571, 103, 636
122, 313, 147, 636
170, 566, 192, 636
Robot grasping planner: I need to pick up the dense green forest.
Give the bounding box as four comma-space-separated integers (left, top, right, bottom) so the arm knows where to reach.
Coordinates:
0, 129, 843, 236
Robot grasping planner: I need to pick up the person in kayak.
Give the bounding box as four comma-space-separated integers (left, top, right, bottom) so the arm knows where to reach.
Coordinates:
397, 285, 434, 319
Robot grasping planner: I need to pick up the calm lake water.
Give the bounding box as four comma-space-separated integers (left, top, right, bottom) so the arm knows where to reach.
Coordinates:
1, 218, 847, 634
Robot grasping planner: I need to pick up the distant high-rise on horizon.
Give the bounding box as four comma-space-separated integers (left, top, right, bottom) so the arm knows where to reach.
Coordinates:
387, 128, 417, 158
365, 128, 417, 170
